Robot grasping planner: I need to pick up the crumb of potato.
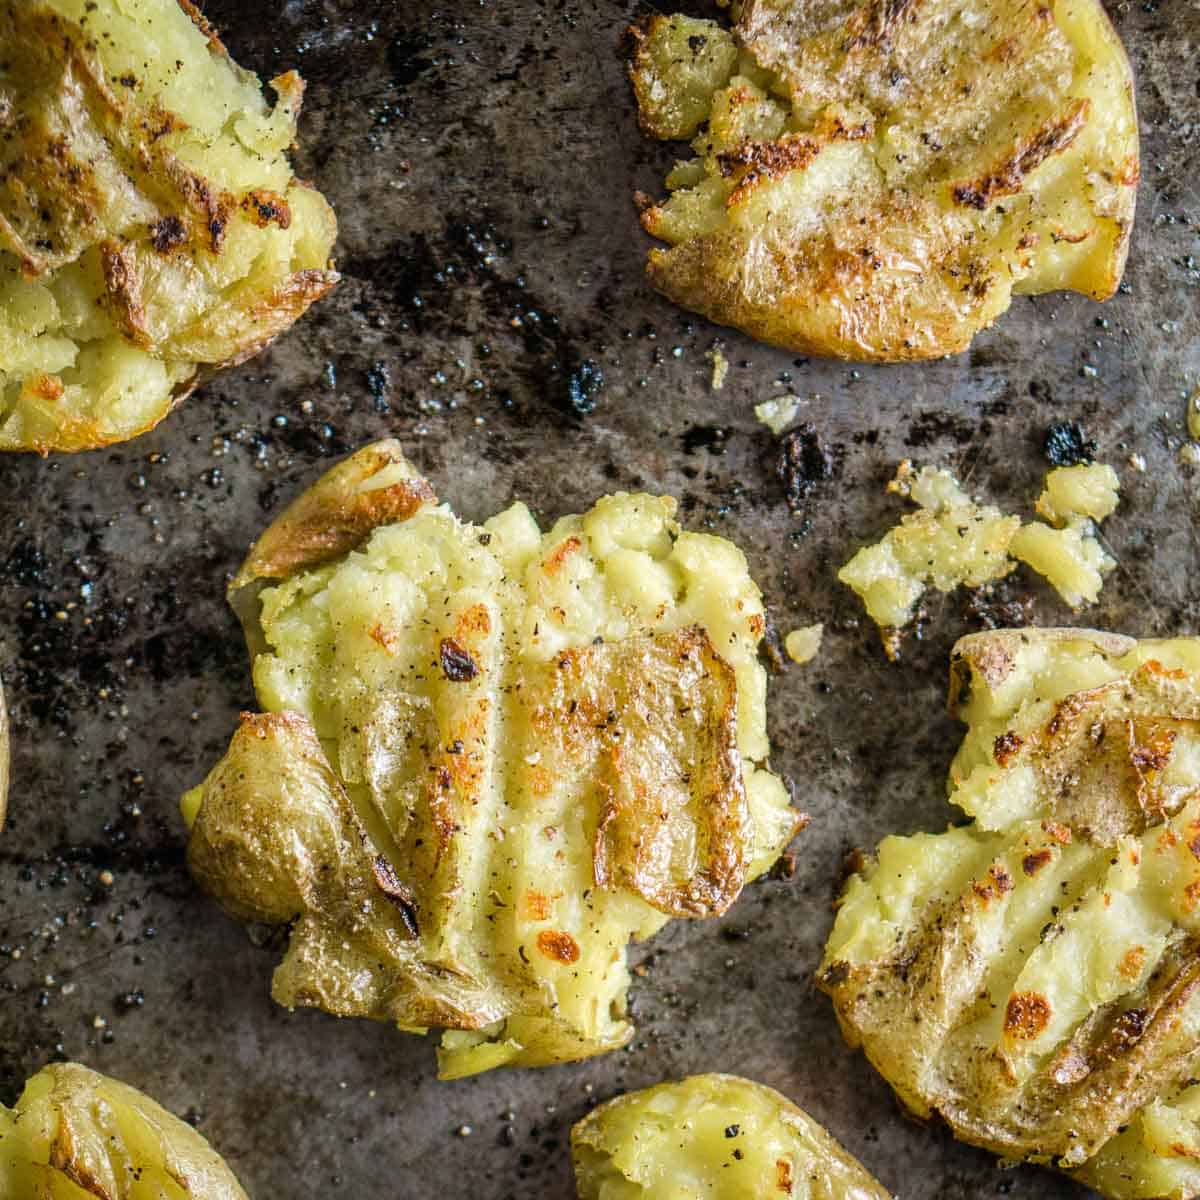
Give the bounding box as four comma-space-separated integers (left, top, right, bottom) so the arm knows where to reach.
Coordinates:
839, 459, 1121, 645
1180, 443, 1200, 467
707, 347, 729, 391
754, 396, 800, 436
1127, 453, 1146, 472
1188, 386, 1200, 442
1034, 463, 1120, 527
784, 624, 823, 665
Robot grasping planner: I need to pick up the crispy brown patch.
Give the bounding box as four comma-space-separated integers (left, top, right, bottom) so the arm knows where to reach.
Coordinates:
231, 443, 435, 591
993, 730, 1024, 766
775, 1157, 794, 1193
1042, 820, 1072, 845
241, 188, 293, 229
149, 214, 187, 254
371, 855, 419, 938
369, 624, 399, 654
27, 372, 64, 401
522, 890, 552, 921
953, 100, 1090, 210
843, 0, 921, 51
1119, 945, 1146, 980
1004, 991, 1052, 1041
440, 638, 480, 682
973, 863, 1014, 904
456, 604, 493, 639
543, 536, 582, 576
1022, 849, 1053, 877
99, 240, 151, 349
536, 929, 580, 964
176, 0, 228, 54
50, 1117, 113, 1199
1130, 722, 1177, 774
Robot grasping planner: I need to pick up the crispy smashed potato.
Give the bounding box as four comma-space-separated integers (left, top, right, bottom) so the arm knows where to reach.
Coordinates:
184, 442, 800, 1078
626, 1, 1137, 361
0, 0, 337, 453
0, 1062, 248, 1198
571, 1074, 891, 1199
820, 628, 1200, 1196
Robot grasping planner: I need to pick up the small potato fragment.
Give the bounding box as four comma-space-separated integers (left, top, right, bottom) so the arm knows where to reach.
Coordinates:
571, 1073, 891, 1199
626, 0, 1138, 361
820, 628, 1200, 1197
0, 1062, 248, 1198
185, 443, 801, 1078
0, 0, 337, 452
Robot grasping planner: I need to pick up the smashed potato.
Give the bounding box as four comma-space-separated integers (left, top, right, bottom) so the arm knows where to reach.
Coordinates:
0, 1062, 248, 1198
571, 1074, 891, 1199
184, 442, 800, 1078
0, 0, 337, 452
820, 628, 1200, 1196
626, 0, 1137, 361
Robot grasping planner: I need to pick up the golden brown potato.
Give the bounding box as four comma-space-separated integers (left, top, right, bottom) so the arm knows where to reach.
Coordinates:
0, 0, 337, 453
184, 442, 801, 1078
627, 0, 1137, 361
571, 1074, 891, 1199
0, 1061, 248, 1198
820, 629, 1200, 1197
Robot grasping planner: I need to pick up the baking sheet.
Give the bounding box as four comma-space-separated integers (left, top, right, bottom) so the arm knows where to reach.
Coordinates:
1, 0, 1198, 1195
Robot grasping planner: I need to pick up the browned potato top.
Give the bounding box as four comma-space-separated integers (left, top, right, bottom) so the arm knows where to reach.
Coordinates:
0, 0, 337, 452
627, 0, 1137, 361
821, 629, 1200, 1198
184, 443, 800, 1078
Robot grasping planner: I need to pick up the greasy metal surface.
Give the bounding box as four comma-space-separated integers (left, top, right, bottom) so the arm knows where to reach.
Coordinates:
0, 0, 1197, 1196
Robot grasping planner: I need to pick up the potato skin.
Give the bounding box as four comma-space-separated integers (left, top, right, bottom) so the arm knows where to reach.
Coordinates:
820, 629, 1200, 1197
0, 1062, 248, 1198
0, 0, 337, 452
628, 0, 1138, 361
185, 444, 800, 1077
571, 1073, 891, 1199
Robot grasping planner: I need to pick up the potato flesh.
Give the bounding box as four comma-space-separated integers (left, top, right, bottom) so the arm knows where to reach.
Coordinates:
186, 452, 797, 1078
628, 0, 1137, 360
837, 465, 1019, 628
838, 462, 1119, 640
821, 630, 1200, 1194
0, 0, 337, 452
0, 1062, 247, 1199
571, 1073, 890, 1200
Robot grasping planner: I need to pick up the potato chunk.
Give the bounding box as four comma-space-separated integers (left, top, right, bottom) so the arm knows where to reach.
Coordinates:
571, 1073, 890, 1199
820, 628, 1200, 1196
627, 0, 1137, 361
0, 0, 337, 452
184, 442, 800, 1078
0, 1062, 247, 1198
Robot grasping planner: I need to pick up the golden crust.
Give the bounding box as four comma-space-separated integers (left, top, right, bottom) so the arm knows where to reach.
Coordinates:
186, 444, 799, 1075
230, 440, 437, 593
820, 629, 1200, 1194
1, 1062, 249, 1199
628, 0, 1138, 361
0, 0, 338, 452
